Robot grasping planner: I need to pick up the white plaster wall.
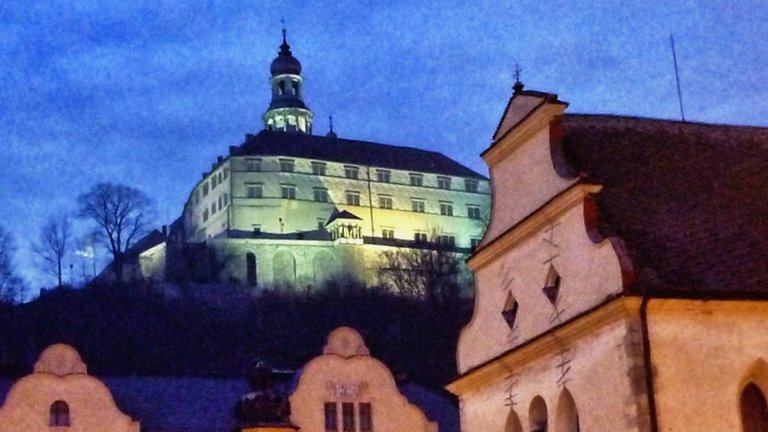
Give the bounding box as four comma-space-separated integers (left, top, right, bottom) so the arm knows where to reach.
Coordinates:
483, 127, 575, 246
648, 300, 768, 431
458, 201, 624, 373
460, 319, 647, 432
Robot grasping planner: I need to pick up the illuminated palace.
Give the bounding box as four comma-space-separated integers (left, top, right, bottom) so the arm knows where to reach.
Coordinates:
171, 31, 489, 288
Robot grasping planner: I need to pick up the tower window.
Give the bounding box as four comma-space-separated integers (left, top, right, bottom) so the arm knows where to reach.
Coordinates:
50, 400, 70, 427
278, 81, 285, 95
291, 80, 299, 95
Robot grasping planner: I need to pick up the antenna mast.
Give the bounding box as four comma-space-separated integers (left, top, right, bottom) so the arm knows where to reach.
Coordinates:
670, 34, 686, 122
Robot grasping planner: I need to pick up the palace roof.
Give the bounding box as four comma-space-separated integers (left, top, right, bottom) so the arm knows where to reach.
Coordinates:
231, 130, 487, 180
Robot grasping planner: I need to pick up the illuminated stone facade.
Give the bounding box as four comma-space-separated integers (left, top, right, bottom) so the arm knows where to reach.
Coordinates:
290, 327, 437, 432
0, 344, 140, 431
447, 84, 768, 431
173, 33, 490, 289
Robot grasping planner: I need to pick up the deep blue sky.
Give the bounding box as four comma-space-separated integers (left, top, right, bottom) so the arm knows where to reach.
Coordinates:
2, 1, 766, 292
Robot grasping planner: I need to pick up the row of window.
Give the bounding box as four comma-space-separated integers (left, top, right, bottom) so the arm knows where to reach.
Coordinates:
325, 401, 372, 432
202, 193, 229, 222
198, 168, 230, 202
242, 157, 481, 192
243, 183, 483, 218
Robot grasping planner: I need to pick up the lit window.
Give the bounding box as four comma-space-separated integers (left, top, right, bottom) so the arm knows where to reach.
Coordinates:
465, 179, 479, 192
379, 195, 393, 209
194, 190, 200, 204
414, 232, 428, 243
218, 171, 223, 183
223, 168, 229, 180
342, 402, 355, 432
411, 199, 425, 213
467, 205, 481, 219
437, 235, 456, 246
49, 400, 70, 427
376, 169, 391, 183
246, 158, 262, 172
211, 175, 218, 188
202, 182, 209, 197
223, 193, 228, 206
325, 402, 338, 432
346, 191, 361, 206
280, 159, 295, 172
409, 173, 423, 186
437, 176, 451, 189
440, 202, 453, 216
218, 196, 223, 209
312, 162, 327, 175
345, 166, 359, 179
382, 228, 395, 239
314, 188, 329, 203
281, 184, 297, 199
211, 202, 217, 214
471, 237, 482, 249
203, 208, 209, 222
246, 183, 263, 198
359, 403, 372, 432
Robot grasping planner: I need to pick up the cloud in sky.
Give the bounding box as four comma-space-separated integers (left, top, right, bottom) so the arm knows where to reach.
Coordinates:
1, 0, 766, 291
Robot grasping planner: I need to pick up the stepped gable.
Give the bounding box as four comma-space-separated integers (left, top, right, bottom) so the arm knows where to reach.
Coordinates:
233, 130, 487, 179
560, 114, 768, 295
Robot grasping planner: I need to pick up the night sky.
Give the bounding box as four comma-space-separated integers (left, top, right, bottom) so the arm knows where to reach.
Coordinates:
2, 1, 766, 293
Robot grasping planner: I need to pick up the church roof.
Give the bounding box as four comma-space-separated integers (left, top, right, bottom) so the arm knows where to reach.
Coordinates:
559, 114, 768, 296
232, 130, 487, 179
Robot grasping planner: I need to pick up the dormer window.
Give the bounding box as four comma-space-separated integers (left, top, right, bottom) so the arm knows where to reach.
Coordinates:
542, 264, 561, 304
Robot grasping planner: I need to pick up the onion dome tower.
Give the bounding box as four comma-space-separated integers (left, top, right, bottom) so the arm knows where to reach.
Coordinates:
262, 28, 313, 134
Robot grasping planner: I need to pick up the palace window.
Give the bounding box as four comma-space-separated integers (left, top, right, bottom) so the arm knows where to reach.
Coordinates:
194, 190, 200, 204
211, 202, 217, 215
414, 232, 428, 243
279, 158, 295, 172
376, 169, 391, 183
281, 184, 297, 199
218, 196, 223, 210
246, 158, 262, 172
378, 195, 393, 209
382, 228, 395, 239
440, 202, 453, 216
211, 175, 218, 188
437, 235, 456, 246
314, 187, 329, 203
437, 176, 451, 189
345, 165, 359, 179
471, 237, 482, 249
409, 173, 423, 186
246, 253, 257, 286
312, 161, 327, 175
346, 191, 361, 206
246, 183, 263, 199
467, 205, 481, 219
202, 182, 209, 197
223, 168, 229, 180
223, 193, 228, 206
49, 400, 70, 427
202, 208, 209, 222
465, 179, 479, 192
411, 199, 425, 213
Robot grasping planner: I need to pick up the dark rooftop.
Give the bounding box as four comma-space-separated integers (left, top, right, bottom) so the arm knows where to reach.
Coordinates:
232, 130, 487, 180
560, 114, 768, 296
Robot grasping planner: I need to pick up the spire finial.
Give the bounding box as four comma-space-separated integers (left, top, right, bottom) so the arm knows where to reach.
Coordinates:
327, 115, 337, 138
281, 18, 287, 44
513, 63, 524, 95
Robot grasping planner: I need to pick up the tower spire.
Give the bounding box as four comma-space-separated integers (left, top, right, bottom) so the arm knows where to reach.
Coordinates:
281, 18, 287, 46
512, 64, 525, 95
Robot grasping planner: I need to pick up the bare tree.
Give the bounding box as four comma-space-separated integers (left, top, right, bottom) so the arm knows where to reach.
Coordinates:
32, 215, 71, 287
378, 232, 467, 307
77, 183, 155, 284
0, 225, 25, 303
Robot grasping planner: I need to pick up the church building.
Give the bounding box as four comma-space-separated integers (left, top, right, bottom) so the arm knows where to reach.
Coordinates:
447, 79, 768, 431
165, 30, 490, 289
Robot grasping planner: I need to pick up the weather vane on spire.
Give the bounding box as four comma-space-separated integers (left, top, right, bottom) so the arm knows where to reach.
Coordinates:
512, 63, 524, 95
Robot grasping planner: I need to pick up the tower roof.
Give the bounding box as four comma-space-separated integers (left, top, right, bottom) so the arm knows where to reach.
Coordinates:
270, 29, 302, 76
